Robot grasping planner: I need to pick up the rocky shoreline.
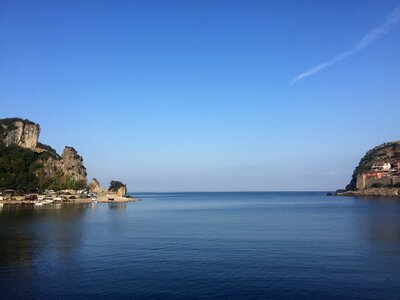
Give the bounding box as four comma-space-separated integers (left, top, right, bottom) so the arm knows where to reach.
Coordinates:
0, 195, 140, 206
333, 187, 400, 198
1, 118, 134, 203
330, 140, 400, 199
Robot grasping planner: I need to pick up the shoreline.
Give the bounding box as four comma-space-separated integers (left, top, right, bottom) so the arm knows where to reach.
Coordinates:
0, 196, 140, 206
333, 187, 400, 198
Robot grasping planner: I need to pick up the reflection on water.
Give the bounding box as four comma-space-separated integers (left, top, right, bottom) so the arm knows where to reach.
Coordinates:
0, 204, 91, 299
0, 234, 34, 265
355, 198, 400, 245
0, 194, 400, 299
0, 204, 88, 265
0, 203, 128, 268
108, 203, 127, 210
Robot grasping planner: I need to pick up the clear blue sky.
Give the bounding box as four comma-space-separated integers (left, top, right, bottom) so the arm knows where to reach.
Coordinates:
1, 0, 399, 192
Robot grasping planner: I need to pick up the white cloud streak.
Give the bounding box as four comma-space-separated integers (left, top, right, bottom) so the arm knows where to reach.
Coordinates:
291, 6, 400, 85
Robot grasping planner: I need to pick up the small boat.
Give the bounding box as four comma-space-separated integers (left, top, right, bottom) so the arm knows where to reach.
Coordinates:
34, 202, 44, 206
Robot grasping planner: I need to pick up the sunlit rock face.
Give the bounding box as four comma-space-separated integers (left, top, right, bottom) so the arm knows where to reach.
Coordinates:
116, 186, 127, 197
59, 146, 87, 182
89, 178, 103, 193
38, 146, 87, 183
0, 118, 40, 151
1, 117, 88, 189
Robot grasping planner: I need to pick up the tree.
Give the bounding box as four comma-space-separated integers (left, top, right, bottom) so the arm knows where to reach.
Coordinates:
0, 144, 38, 191
108, 180, 125, 192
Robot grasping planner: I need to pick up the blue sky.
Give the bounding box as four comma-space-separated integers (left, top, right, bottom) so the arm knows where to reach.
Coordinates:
1, 0, 400, 191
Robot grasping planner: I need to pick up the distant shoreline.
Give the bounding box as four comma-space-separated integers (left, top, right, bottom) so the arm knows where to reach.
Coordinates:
333, 187, 400, 198
0, 195, 140, 206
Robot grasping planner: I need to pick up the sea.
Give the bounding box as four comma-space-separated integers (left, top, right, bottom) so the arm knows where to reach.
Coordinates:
1, 192, 400, 299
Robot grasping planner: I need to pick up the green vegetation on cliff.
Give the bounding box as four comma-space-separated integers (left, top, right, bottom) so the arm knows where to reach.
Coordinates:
37, 170, 87, 191
0, 143, 87, 192
0, 118, 36, 136
108, 180, 126, 192
0, 144, 40, 191
346, 141, 400, 190
1, 118, 88, 192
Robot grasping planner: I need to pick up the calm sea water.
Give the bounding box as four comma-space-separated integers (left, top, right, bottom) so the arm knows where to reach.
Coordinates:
1, 192, 400, 299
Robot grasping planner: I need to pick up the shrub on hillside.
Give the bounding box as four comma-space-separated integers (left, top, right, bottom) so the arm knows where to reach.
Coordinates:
371, 183, 384, 188
108, 180, 125, 192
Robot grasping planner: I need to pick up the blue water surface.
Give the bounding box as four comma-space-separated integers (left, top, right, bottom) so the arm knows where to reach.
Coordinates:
1, 192, 400, 299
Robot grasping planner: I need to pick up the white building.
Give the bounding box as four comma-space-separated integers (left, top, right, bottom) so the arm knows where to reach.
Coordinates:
371, 161, 391, 171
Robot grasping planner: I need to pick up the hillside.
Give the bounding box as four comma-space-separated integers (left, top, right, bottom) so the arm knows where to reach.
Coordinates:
345, 141, 400, 191
0, 118, 87, 191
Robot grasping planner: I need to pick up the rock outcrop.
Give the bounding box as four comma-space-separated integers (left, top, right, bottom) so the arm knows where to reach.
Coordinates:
108, 180, 127, 197
1, 117, 87, 190
89, 178, 102, 193
335, 141, 400, 198
116, 185, 127, 197
89, 179, 128, 198
38, 146, 87, 183
59, 146, 87, 182
336, 188, 400, 197
346, 141, 400, 190
35, 142, 58, 155
0, 118, 40, 150
1, 117, 129, 193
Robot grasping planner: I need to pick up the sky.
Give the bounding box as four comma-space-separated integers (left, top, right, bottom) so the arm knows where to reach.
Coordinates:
1, 0, 400, 192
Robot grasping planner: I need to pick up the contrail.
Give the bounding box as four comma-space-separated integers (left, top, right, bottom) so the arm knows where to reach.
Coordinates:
291, 6, 400, 85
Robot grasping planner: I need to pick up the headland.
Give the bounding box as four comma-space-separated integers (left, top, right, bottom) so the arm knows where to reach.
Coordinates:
0, 117, 137, 205
334, 141, 400, 198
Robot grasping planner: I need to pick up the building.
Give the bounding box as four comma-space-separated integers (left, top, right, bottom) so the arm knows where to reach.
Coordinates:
364, 171, 384, 179
371, 161, 391, 171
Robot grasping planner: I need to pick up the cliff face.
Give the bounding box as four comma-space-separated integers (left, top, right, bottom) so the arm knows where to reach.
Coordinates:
108, 180, 127, 197
0, 118, 40, 150
59, 146, 87, 182
89, 178, 102, 193
39, 146, 87, 183
88, 179, 128, 198
0, 117, 87, 190
1, 117, 129, 193
116, 185, 127, 197
346, 141, 400, 190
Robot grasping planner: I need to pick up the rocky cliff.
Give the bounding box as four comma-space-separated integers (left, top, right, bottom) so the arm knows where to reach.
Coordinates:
60, 146, 87, 182
108, 180, 127, 197
0, 118, 130, 194
38, 146, 87, 184
89, 179, 128, 197
0, 117, 87, 190
115, 185, 127, 197
89, 178, 102, 193
346, 141, 400, 190
0, 118, 40, 150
